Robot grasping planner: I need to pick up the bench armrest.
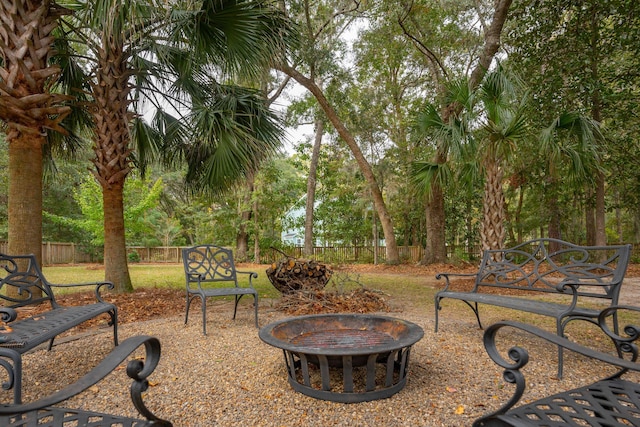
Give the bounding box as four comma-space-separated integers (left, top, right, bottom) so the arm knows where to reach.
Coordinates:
435, 272, 478, 292
236, 271, 258, 287
475, 306, 640, 425
0, 308, 17, 323
0, 335, 170, 425
47, 281, 114, 303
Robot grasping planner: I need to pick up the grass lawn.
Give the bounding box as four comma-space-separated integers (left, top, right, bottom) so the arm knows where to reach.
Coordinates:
42, 263, 437, 305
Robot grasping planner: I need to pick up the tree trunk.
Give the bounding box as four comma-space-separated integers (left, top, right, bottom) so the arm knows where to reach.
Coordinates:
1, 0, 71, 272
8, 133, 43, 262
595, 171, 606, 246
585, 187, 596, 245
103, 183, 133, 292
589, 6, 607, 247
279, 64, 400, 264
253, 194, 260, 263
7, 133, 44, 299
304, 118, 323, 257
422, 183, 447, 263
90, 41, 134, 292
236, 173, 254, 261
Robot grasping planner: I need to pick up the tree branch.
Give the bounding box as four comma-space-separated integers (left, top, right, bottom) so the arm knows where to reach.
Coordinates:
397, 1, 448, 81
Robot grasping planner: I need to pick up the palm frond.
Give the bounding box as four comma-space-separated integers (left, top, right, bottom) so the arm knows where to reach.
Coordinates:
410, 161, 453, 199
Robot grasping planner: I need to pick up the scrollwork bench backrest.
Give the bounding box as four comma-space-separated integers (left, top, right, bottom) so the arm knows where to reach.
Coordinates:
475, 238, 631, 299
0, 253, 56, 308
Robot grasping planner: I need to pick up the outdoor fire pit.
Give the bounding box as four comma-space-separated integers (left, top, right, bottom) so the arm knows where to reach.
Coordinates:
259, 314, 424, 403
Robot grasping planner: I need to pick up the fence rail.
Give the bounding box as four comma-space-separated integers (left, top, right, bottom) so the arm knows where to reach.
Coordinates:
0, 242, 635, 266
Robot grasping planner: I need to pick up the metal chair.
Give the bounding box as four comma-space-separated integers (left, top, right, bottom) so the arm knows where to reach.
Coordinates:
182, 245, 258, 334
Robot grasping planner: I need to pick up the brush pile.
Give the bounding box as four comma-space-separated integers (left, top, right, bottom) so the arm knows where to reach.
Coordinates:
276, 287, 390, 316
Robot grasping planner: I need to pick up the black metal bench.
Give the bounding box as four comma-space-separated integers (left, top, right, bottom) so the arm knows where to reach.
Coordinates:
0, 335, 172, 427
182, 244, 258, 335
434, 238, 632, 377
0, 253, 118, 403
473, 305, 640, 427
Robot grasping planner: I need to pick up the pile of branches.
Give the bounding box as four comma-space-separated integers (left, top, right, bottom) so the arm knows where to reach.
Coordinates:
276, 287, 390, 315
275, 270, 391, 316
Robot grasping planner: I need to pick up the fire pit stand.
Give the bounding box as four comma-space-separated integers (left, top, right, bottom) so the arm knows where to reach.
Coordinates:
259, 314, 424, 403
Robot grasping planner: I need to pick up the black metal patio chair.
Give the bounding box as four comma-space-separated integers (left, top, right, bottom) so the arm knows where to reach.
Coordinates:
182, 245, 259, 335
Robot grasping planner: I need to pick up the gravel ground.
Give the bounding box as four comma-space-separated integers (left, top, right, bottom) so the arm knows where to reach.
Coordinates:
4, 281, 640, 427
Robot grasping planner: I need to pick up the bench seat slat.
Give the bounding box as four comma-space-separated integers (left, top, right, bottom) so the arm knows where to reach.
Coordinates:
0, 407, 152, 427
502, 379, 640, 426
436, 291, 600, 318
0, 303, 116, 353
199, 287, 258, 297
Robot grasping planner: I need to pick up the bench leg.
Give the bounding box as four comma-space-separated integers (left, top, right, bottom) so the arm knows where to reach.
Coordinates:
233, 295, 240, 321
470, 301, 483, 330
435, 297, 483, 332
109, 307, 119, 347
0, 350, 22, 404
556, 318, 565, 379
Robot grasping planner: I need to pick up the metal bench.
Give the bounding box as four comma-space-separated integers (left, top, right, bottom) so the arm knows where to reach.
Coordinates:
0, 253, 118, 403
473, 305, 640, 427
0, 335, 172, 427
434, 238, 632, 377
182, 244, 258, 335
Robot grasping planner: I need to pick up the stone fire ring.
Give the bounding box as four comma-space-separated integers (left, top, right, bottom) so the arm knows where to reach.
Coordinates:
259, 314, 424, 403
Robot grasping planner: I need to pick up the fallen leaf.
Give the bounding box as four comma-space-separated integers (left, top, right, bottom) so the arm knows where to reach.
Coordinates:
446, 386, 457, 393
455, 405, 465, 415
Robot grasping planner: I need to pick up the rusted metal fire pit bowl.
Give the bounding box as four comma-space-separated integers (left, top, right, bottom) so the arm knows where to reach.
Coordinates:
259, 314, 424, 403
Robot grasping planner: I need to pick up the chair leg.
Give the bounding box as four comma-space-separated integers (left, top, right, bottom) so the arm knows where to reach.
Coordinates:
201, 296, 207, 335
185, 293, 191, 325
253, 294, 259, 328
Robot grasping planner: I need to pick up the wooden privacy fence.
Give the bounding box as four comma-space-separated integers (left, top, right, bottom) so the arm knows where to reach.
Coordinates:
0, 242, 93, 265
0, 242, 636, 266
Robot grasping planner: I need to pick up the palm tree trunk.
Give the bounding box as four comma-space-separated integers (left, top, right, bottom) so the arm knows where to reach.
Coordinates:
90, 43, 134, 293
7, 133, 44, 299
481, 158, 506, 252
8, 134, 43, 261
103, 183, 132, 292
1, 0, 70, 271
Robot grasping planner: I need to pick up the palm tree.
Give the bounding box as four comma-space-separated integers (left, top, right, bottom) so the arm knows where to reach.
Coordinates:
539, 112, 603, 249
413, 66, 528, 253
57, 0, 292, 291
0, 1, 72, 265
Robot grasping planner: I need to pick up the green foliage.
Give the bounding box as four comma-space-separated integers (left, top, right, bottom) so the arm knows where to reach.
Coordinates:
46, 174, 164, 246
128, 251, 141, 263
